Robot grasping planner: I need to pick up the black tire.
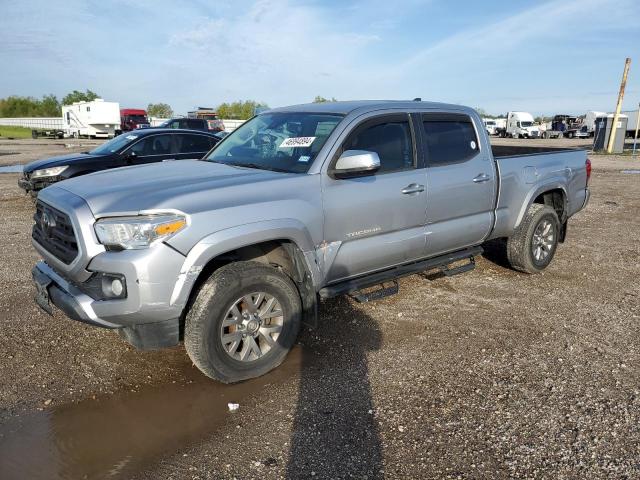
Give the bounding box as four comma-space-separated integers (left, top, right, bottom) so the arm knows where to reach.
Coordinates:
506, 204, 560, 274
184, 261, 301, 383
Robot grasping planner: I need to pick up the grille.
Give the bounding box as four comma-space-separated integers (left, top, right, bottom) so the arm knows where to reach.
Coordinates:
32, 201, 78, 264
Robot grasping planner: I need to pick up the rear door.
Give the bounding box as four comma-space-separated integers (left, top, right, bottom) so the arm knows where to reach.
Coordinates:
419, 112, 496, 257
321, 113, 428, 283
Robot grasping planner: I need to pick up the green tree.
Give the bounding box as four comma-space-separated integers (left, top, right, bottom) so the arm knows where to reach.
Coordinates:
0, 94, 61, 117
216, 100, 269, 119
147, 102, 173, 118
61, 89, 99, 105
313, 96, 337, 103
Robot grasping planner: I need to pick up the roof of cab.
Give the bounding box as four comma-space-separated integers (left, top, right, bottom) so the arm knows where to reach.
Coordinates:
266, 100, 471, 116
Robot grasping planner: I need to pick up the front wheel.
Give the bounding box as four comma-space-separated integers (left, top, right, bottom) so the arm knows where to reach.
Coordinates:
184, 261, 301, 383
507, 204, 560, 274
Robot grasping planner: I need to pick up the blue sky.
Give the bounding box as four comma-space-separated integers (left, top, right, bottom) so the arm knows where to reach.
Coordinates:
1, 0, 639, 116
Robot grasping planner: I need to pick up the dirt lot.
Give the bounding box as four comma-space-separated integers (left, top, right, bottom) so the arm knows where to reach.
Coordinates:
0, 138, 638, 479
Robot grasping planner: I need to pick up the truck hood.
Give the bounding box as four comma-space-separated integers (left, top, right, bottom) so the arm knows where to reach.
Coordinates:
52, 160, 295, 216
24, 153, 105, 173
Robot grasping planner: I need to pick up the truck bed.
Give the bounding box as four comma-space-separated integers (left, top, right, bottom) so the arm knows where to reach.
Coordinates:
489, 145, 589, 239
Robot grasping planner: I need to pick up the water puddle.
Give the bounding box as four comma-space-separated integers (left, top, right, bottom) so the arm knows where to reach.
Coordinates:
0, 348, 302, 479
621, 169, 640, 174
0, 165, 23, 173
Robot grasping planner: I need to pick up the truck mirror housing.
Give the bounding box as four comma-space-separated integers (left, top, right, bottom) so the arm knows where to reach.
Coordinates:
332, 150, 381, 179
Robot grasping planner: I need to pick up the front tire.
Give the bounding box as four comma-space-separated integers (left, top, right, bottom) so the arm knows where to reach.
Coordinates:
184, 261, 301, 383
507, 204, 560, 274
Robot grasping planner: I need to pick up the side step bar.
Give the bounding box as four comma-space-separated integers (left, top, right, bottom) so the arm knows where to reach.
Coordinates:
319, 246, 483, 299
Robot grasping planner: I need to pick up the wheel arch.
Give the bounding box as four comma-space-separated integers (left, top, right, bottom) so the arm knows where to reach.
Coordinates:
514, 182, 568, 231
169, 221, 320, 327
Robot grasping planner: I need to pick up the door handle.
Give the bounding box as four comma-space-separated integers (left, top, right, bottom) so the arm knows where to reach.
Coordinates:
401, 183, 425, 194
473, 173, 491, 183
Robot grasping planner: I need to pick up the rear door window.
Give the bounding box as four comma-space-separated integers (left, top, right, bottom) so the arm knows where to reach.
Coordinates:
421, 114, 479, 166
175, 134, 213, 154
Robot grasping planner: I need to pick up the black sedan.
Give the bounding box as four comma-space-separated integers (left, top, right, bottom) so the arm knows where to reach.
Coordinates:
19, 129, 220, 194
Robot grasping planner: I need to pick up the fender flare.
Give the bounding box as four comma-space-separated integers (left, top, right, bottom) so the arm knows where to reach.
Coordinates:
514, 181, 568, 230
168, 219, 320, 308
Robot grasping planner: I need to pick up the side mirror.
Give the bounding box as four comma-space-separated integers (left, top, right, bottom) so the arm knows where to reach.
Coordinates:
331, 150, 380, 179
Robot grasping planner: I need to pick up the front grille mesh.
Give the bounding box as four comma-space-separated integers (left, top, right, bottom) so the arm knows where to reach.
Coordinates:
32, 201, 78, 264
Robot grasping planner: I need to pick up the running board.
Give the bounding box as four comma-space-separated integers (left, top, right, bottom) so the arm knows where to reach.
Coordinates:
441, 257, 475, 277
350, 281, 399, 303
319, 246, 483, 299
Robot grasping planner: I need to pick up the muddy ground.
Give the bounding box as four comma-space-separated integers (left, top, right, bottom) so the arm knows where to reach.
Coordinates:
0, 139, 638, 479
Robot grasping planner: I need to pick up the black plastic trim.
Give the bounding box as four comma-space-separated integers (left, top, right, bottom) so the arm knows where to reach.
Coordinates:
319, 246, 483, 299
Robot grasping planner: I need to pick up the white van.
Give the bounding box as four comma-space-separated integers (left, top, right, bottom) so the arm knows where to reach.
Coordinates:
506, 112, 540, 139
62, 99, 120, 139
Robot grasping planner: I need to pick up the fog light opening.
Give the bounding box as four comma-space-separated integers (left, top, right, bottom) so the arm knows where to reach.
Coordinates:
111, 278, 124, 297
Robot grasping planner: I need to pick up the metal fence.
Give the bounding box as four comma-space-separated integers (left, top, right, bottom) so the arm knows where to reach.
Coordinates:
0, 117, 245, 132
0, 117, 64, 129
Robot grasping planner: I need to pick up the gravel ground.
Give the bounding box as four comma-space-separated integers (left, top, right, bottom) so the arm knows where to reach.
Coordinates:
0, 139, 638, 479
0, 138, 102, 167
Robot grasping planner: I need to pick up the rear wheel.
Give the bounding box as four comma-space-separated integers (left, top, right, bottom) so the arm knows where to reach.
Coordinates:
507, 204, 560, 274
184, 261, 301, 383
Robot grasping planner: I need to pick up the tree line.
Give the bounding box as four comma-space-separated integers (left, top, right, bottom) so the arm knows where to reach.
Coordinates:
1, 92, 337, 120
0, 90, 100, 117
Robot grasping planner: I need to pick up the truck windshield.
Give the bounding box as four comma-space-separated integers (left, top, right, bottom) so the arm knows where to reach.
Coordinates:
520, 121, 534, 127
128, 115, 148, 123
204, 112, 344, 173
89, 134, 138, 154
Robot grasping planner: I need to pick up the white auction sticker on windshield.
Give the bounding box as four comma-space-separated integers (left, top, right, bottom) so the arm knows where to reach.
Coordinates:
279, 137, 316, 148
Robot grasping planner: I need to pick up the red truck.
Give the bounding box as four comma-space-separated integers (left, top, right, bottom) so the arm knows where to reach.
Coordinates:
120, 108, 150, 133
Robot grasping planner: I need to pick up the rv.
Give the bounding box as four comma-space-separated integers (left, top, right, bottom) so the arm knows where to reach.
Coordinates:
502, 112, 540, 139
61, 99, 120, 139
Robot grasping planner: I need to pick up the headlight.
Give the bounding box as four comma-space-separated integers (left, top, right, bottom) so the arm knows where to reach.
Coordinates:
94, 213, 187, 250
31, 166, 68, 178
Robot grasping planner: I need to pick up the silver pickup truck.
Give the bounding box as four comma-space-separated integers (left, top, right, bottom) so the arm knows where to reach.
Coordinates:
30, 100, 590, 383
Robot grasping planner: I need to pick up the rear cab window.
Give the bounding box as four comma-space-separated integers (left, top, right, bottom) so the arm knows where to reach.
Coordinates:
421, 113, 479, 166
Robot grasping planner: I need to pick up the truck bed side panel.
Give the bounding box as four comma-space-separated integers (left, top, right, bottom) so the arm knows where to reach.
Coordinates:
490, 149, 588, 238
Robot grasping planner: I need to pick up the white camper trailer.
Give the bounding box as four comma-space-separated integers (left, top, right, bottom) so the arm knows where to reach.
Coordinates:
61, 99, 120, 138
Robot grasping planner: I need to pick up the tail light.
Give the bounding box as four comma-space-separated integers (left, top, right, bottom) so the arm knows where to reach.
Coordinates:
585, 158, 592, 185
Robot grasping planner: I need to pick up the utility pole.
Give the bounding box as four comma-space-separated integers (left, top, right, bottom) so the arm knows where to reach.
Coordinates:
607, 57, 631, 154
633, 103, 640, 155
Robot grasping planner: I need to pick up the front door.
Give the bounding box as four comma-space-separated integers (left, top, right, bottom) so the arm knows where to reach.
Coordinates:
321, 114, 427, 283
419, 112, 496, 257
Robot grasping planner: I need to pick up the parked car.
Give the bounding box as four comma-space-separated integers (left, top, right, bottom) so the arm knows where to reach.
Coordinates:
18, 129, 220, 194
158, 117, 221, 132
188, 108, 225, 132
29, 100, 590, 384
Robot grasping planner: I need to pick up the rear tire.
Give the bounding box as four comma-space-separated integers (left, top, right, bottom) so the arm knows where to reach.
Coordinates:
184, 261, 301, 383
507, 204, 560, 274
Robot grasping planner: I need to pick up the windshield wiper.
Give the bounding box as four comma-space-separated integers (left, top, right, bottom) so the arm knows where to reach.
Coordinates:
226, 162, 291, 173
